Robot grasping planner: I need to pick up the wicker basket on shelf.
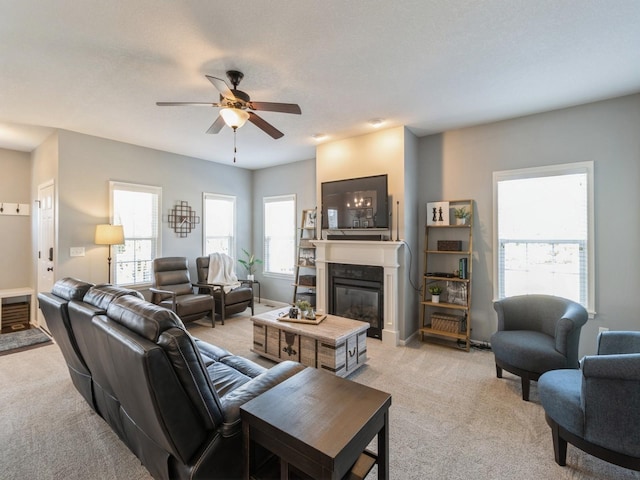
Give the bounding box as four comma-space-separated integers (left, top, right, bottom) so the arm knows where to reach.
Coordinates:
430, 312, 465, 333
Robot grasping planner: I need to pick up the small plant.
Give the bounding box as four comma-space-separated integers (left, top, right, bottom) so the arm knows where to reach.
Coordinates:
428, 285, 443, 295
238, 248, 262, 275
296, 300, 311, 312
454, 207, 470, 219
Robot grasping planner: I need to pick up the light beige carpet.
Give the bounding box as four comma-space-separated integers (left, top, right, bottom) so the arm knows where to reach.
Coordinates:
1, 301, 637, 480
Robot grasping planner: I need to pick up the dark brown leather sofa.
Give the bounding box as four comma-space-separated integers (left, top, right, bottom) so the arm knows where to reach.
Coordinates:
38, 278, 305, 480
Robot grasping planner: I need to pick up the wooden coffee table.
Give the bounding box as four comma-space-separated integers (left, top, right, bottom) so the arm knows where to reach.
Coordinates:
251, 308, 369, 377
241, 367, 391, 480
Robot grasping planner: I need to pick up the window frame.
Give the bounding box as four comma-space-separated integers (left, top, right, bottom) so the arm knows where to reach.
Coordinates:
202, 192, 237, 259
492, 161, 595, 317
109, 181, 162, 288
263, 194, 296, 279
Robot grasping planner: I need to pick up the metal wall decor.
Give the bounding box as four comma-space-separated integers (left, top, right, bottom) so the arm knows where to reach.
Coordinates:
168, 201, 200, 237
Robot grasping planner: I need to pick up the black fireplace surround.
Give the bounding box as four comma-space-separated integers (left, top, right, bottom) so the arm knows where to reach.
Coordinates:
328, 263, 383, 339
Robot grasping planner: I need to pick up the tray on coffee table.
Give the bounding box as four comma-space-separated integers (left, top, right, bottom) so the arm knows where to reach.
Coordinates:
277, 313, 326, 325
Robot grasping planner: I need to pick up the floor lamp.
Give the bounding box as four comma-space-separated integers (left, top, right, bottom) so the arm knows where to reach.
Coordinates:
95, 224, 124, 284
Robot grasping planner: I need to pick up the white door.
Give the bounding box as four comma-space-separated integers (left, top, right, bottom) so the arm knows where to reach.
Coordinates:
37, 181, 55, 332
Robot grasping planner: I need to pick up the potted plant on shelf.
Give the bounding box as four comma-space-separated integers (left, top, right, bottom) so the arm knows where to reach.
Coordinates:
454, 207, 470, 225
238, 248, 262, 282
428, 285, 443, 303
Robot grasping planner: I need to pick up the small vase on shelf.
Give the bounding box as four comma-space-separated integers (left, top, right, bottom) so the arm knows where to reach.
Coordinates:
432, 295, 440, 304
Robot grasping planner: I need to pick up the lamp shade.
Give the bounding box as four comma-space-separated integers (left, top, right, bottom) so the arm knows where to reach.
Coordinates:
220, 107, 250, 128
95, 224, 125, 245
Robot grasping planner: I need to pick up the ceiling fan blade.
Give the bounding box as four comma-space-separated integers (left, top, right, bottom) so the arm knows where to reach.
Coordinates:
248, 112, 284, 139
156, 102, 221, 106
206, 75, 235, 100
249, 101, 301, 115
206, 115, 226, 134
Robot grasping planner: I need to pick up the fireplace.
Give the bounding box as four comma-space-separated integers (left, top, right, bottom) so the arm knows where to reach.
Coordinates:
328, 263, 383, 339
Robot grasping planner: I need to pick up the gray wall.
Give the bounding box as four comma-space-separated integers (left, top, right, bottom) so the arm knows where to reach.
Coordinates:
33, 130, 252, 286
251, 158, 316, 304
0, 148, 32, 289
418, 93, 640, 357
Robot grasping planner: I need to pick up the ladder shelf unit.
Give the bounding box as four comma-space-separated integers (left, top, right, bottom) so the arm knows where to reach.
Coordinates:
292, 208, 317, 307
420, 200, 473, 351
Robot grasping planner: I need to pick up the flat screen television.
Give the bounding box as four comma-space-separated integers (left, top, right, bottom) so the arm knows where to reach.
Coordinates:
321, 174, 389, 229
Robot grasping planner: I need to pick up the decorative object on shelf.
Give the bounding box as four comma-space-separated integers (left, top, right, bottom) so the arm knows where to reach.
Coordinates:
437, 240, 462, 251
426, 201, 450, 226
454, 206, 471, 225
428, 285, 443, 303
303, 208, 317, 229
238, 248, 262, 281
446, 281, 468, 306
168, 201, 200, 237
288, 307, 299, 319
95, 224, 125, 284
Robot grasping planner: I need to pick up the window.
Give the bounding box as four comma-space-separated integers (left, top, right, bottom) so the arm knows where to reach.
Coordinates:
263, 194, 296, 276
203, 193, 236, 257
110, 181, 161, 286
493, 162, 594, 314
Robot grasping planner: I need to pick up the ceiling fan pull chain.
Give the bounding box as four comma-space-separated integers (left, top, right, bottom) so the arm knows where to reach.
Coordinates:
233, 126, 237, 163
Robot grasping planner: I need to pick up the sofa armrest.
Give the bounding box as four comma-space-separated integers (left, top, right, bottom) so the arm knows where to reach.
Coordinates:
219, 362, 306, 437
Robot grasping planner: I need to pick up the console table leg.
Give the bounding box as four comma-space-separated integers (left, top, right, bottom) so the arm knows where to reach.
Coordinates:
243, 422, 250, 480
280, 457, 289, 480
378, 410, 389, 479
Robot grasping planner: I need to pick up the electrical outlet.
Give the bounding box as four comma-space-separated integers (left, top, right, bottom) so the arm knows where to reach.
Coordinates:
598, 327, 609, 334
70, 247, 85, 257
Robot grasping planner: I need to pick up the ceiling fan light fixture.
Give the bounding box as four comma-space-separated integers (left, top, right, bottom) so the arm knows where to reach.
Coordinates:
220, 107, 250, 129
312, 133, 327, 142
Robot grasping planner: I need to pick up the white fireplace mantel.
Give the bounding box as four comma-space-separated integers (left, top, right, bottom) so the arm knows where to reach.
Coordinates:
312, 240, 404, 346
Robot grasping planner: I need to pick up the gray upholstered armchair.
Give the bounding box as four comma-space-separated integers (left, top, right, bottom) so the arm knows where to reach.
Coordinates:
539, 331, 640, 471
491, 294, 588, 400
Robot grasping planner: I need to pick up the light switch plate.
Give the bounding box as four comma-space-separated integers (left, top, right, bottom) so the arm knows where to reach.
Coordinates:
70, 247, 85, 257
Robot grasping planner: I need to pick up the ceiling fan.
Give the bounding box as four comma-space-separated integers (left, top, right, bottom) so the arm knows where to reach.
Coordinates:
156, 70, 301, 139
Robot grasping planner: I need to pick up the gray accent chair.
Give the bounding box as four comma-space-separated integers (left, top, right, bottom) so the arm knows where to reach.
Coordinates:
491, 295, 588, 400
539, 331, 640, 471
150, 257, 216, 327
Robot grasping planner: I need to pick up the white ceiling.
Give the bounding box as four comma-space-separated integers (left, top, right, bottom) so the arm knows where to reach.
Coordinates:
2, 1, 640, 170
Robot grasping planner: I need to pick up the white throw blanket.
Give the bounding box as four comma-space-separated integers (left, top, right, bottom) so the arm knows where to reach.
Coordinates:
207, 253, 241, 293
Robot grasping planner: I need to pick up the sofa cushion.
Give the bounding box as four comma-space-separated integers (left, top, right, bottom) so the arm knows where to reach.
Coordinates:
108, 295, 184, 341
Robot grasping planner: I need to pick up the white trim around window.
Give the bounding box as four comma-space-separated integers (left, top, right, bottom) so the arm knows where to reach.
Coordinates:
263, 194, 296, 279
492, 161, 595, 317
202, 192, 237, 259
109, 181, 162, 287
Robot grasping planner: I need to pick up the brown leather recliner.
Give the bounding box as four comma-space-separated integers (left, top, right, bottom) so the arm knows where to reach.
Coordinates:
37, 278, 95, 408
151, 256, 216, 327
40, 279, 306, 480
196, 256, 254, 324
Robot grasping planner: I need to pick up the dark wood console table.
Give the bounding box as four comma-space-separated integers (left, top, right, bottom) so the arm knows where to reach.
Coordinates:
241, 367, 391, 479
